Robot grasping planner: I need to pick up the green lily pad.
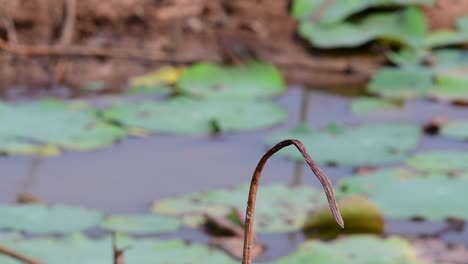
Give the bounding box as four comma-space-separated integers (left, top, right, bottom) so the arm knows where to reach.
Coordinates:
0, 234, 237, 264
265, 122, 420, 166
103, 97, 287, 135
291, 0, 433, 23
153, 183, 332, 233
298, 7, 427, 48
441, 120, 468, 140
368, 68, 434, 99
407, 151, 468, 172
0, 100, 126, 155
340, 168, 468, 220
176, 62, 284, 99
0, 204, 103, 234
100, 214, 181, 234
274, 235, 424, 264
350, 97, 400, 113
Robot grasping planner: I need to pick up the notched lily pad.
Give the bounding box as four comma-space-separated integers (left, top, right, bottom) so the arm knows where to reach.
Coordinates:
274, 235, 425, 264
0, 204, 103, 234
266, 122, 420, 166
340, 168, 468, 220
152, 183, 331, 233
176, 62, 285, 99
100, 214, 181, 234
102, 97, 287, 135
0, 100, 126, 155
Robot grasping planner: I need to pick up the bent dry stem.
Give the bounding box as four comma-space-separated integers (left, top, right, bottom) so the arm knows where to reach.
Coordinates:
241, 139, 344, 264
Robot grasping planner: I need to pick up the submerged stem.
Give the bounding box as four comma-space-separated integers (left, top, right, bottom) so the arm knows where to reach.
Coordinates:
241, 139, 344, 264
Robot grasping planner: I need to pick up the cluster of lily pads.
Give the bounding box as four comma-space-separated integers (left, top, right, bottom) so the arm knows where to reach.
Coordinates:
0, 194, 446, 263
0, 62, 288, 156
292, 0, 468, 104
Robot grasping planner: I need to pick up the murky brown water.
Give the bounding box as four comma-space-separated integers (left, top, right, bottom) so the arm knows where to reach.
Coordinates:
1, 86, 467, 260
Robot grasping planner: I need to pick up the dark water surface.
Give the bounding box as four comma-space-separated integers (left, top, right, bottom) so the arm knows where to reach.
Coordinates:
1, 87, 467, 260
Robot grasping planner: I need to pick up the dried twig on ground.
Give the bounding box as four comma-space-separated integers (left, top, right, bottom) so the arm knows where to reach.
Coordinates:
241, 139, 344, 264
0, 245, 42, 264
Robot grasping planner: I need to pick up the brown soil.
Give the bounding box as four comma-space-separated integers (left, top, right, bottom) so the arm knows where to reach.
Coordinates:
423, 0, 468, 30
0, 0, 466, 98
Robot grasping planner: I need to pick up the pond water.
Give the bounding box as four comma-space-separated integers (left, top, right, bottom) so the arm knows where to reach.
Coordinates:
1, 86, 467, 260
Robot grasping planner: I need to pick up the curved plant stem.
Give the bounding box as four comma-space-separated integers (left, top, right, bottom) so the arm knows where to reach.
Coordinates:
241, 139, 344, 264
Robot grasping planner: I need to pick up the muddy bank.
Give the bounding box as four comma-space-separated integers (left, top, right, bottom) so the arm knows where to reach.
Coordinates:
0, 0, 466, 96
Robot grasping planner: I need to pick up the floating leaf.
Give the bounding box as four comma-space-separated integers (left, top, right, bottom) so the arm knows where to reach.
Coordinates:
103, 97, 287, 135
0, 234, 237, 264
127, 66, 184, 94
291, 0, 433, 23
304, 195, 384, 238
407, 151, 468, 173
441, 120, 468, 140
0, 100, 126, 155
350, 97, 400, 113
265, 122, 420, 166
0, 204, 103, 234
368, 68, 434, 99
101, 214, 181, 234
153, 183, 331, 233
298, 7, 427, 48
176, 62, 284, 99
274, 235, 424, 264
340, 168, 468, 220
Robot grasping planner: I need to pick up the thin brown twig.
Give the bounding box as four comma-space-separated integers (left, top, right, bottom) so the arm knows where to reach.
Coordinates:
58, 0, 76, 47
0, 245, 42, 264
241, 139, 344, 264
0, 39, 209, 63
